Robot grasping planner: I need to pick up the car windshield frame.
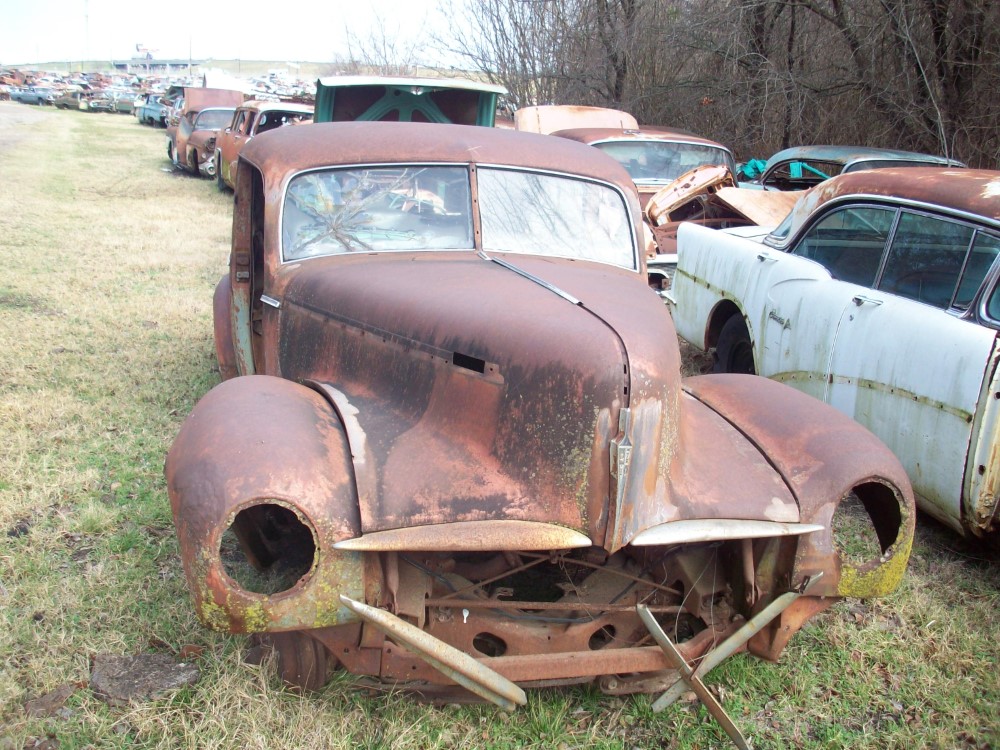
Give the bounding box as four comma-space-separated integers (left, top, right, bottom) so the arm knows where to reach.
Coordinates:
591, 139, 735, 184
194, 109, 236, 130
279, 162, 639, 271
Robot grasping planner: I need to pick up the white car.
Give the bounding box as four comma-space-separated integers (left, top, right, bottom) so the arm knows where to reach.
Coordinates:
669, 167, 1000, 539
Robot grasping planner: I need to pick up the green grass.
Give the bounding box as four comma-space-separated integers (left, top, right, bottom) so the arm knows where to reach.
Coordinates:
0, 103, 998, 749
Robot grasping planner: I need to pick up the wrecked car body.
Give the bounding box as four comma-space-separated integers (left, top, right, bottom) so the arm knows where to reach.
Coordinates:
170, 107, 237, 176
215, 100, 313, 190
750, 145, 965, 191
669, 168, 1000, 539
165, 122, 915, 732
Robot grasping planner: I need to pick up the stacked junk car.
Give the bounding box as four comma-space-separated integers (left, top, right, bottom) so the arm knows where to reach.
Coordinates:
165, 120, 915, 746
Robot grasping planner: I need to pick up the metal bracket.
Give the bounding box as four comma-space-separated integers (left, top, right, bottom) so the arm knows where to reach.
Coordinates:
339, 594, 527, 711
637, 573, 822, 750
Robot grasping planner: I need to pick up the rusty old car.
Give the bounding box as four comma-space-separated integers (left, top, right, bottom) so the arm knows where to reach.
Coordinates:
165, 121, 914, 740
550, 125, 739, 291
169, 106, 237, 176
669, 168, 1000, 540
215, 100, 313, 190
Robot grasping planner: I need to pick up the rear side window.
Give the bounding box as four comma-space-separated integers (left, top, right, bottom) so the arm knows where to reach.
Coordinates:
792, 206, 895, 286
878, 213, 975, 309
953, 232, 1000, 310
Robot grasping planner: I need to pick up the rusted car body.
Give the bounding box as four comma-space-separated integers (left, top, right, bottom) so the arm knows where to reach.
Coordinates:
215, 100, 313, 190
170, 107, 237, 176
515, 105, 638, 134
312, 76, 505, 126
165, 87, 245, 166
752, 145, 965, 191
166, 122, 914, 721
669, 168, 1000, 539
551, 127, 739, 290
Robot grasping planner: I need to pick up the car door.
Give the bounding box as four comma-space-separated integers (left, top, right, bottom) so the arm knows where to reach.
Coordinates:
752, 205, 897, 401
219, 110, 245, 180
823, 213, 1000, 531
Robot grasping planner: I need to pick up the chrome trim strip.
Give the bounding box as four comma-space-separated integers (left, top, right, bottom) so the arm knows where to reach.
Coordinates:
630, 520, 824, 546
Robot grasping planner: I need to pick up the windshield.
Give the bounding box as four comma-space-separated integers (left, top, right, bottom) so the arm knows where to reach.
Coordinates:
283, 166, 473, 259
593, 141, 733, 183
478, 168, 635, 270
195, 109, 235, 130
281, 164, 636, 270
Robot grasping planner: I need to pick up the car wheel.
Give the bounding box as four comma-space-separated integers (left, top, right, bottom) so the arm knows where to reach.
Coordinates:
267, 631, 331, 691
714, 315, 755, 375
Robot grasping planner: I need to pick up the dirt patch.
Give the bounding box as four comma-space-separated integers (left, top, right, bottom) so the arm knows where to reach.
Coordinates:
0, 101, 54, 155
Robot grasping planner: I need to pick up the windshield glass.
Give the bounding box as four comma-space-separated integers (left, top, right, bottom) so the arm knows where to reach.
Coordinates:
593, 141, 732, 183
281, 164, 636, 270
282, 166, 473, 260
195, 109, 235, 129
477, 168, 636, 270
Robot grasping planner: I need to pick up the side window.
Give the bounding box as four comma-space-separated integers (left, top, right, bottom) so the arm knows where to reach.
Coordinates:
878, 212, 974, 309
243, 112, 257, 135
792, 206, 896, 287
231, 111, 246, 133
956, 232, 1000, 310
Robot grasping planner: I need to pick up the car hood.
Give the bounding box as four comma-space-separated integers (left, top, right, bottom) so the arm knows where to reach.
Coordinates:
272, 252, 797, 549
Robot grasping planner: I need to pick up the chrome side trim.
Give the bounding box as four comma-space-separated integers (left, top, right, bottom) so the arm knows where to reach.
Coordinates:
630, 520, 824, 546
333, 519, 592, 552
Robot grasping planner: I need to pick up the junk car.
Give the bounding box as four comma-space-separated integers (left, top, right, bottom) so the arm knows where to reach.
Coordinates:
166, 122, 914, 731
749, 145, 964, 191
169, 106, 236, 176
551, 126, 739, 291
668, 167, 1000, 539
312, 75, 505, 126
135, 94, 171, 126
215, 100, 313, 190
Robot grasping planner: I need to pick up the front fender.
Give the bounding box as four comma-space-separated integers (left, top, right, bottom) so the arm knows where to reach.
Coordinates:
682, 373, 916, 599
165, 375, 364, 632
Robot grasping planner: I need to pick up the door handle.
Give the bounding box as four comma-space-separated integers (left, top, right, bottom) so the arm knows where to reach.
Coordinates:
852, 294, 883, 306
756, 253, 777, 263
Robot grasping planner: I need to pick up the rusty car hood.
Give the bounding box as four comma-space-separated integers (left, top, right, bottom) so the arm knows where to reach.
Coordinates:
271, 251, 801, 549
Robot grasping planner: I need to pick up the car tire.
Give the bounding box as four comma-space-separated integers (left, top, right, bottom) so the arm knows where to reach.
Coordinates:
267, 631, 331, 692
714, 315, 755, 375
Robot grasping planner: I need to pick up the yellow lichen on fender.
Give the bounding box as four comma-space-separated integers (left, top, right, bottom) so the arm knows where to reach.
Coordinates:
837, 532, 913, 597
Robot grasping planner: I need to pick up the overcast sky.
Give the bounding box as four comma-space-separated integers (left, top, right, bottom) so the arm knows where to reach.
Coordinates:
0, 0, 459, 66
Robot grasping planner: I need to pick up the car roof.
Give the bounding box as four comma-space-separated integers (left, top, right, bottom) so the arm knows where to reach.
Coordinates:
778, 168, 1000, 239
314, 75, 506, 94
552, 127, 730, 152
237, 100, 313, 115
241, 121, 638, 193
764, 144, 962, 171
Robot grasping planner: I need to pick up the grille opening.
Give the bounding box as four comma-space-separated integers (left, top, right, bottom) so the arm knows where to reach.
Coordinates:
473, 632, 507, 657
832, 483, 902, 564
452, 351, 486, 373
220, 503, 316, 595
588, 625, 617, 650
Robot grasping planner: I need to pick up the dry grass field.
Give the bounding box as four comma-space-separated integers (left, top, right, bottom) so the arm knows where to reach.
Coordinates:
0, 101, 998, 749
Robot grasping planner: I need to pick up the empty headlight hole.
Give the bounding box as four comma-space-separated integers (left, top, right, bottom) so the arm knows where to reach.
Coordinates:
220, 502, 317, 595
473, 632, 507, 657
588, 625, 616, 650
832, 482, 902, 564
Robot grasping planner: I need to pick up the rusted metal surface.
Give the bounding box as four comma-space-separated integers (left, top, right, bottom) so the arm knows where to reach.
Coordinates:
216, 100, 314, 190
514, 105, 638, 134
773, 168, 1000, 242
167, 121, 917, 705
